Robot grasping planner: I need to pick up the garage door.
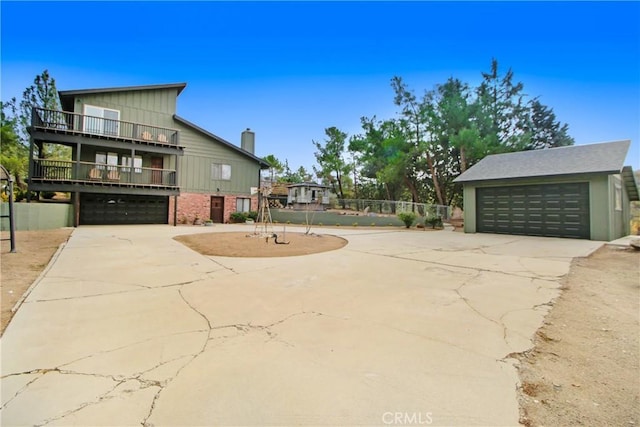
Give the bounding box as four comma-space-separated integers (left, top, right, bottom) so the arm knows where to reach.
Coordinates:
476, 183, 590, 239
80, 194, 168, 225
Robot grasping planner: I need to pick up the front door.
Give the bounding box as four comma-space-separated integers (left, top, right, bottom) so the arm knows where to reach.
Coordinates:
151, 157, 163, 184
211, 196, 224, 223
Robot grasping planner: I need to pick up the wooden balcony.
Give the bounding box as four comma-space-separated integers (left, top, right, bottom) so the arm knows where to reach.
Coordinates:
30, 159, 178, 194
31, 107, 182, 150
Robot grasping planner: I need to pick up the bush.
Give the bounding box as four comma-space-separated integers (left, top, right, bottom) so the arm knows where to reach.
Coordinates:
40, 191, 56, 200
425, 215, 443, 229
13, 188, 35, 202
230, 212, 247, 223
247, 211, 258, 221
397, 212, 417, 228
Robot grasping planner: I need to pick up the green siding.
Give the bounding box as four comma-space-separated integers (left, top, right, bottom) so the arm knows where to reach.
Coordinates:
1, 203, 73, 230
67, 86, 261, 196
175, 123, 261, 194
72, 88, 179, 129
608, 174, 631, 240
463, 185, 476, 233
589, 175, 609, 241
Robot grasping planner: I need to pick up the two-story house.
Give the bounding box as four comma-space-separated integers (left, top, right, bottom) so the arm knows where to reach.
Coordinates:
28, 83, 268, 226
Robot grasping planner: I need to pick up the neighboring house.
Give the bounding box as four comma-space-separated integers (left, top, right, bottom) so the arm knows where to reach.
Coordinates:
453, 140, 639, 241
287, 182, 330, 210
262, 182, 288, 208
28, 83, 269, 226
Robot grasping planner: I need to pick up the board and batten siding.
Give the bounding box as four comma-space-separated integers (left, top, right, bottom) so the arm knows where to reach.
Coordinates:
71, 88, 179, 129
176, 123, 260, 194
67, 87, 261, 195
609, 174, 632, 240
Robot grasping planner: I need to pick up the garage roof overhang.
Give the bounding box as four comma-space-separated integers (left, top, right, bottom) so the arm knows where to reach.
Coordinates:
621, 166, 640, 201
454, 140, 631, 184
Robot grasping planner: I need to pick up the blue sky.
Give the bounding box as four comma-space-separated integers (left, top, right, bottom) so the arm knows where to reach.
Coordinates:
2, 1, 639, 171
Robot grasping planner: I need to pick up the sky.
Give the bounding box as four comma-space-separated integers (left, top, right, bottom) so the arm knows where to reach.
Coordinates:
1, 1, 639, 172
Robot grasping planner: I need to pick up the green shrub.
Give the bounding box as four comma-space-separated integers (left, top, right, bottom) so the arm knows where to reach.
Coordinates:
425, 216, 443, 229
397, 212, 417, 228
40, 191, 56, 200
230, 212, 247, 223
12, 188, 36, 202
247, 211, 258, 221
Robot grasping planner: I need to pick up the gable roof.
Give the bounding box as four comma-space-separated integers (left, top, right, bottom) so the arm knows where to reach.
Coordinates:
59, 83, 187, 98
59, 83, 187, 112
173, 115, 269, 168
287, 182, 329, 189
454, 140, 632, 183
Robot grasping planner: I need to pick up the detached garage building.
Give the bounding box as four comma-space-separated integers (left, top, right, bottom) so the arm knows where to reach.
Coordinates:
454, 140, 639, 241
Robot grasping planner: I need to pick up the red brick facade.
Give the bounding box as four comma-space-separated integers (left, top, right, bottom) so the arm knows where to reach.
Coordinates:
169, 192, 258, 225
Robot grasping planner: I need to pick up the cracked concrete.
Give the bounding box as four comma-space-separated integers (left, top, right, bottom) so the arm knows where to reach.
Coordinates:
0, 224, 602, 426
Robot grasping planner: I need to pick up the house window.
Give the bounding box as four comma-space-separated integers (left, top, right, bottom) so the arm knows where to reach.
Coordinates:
615, 183, 622, 211
211, 163, 231, 180
83, 105, 120, 136
236, 197, 250, 213
121, 155, 143, 173
96, 152, 118, 171
95, 152, 107, 170
107, 152, 118, 171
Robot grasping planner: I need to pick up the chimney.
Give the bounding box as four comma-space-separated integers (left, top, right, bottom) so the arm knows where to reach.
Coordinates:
241, 128, 255, 154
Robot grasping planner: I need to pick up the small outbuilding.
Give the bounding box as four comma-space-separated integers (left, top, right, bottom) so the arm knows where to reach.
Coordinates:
287, 182, 330, 211
453, 140, 639, 241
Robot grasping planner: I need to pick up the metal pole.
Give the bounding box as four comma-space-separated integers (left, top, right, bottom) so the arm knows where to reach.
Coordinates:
173, 195, 178, 227
8, 178, 16, 253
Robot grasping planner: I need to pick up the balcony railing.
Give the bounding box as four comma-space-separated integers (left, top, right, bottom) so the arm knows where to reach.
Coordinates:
31, 159, 177, 187
31, 107, 180, 148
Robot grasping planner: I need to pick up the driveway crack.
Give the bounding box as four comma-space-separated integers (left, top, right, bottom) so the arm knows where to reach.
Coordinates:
2, 369, 127, 424
455, 271, 508, 340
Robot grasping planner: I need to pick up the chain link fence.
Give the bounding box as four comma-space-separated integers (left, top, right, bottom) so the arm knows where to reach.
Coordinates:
329, 199, 450, 220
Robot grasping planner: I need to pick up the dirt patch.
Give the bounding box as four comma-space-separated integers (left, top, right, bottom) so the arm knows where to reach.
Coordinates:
515, 245, 640, 426
174, 231, 348, 257
1, 228, 73, 335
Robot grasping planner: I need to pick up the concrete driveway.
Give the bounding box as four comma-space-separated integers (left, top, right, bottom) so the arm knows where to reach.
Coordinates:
1, 225, 602, 426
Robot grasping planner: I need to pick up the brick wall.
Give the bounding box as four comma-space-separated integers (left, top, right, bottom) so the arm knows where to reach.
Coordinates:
169, 193, 258, 224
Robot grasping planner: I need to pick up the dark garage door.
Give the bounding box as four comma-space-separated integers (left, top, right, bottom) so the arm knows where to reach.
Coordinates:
80, 194, 168, 225
476, 183, 590, 239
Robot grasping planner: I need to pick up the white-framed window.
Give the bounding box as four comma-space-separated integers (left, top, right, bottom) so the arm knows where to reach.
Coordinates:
83, 104, 120, 136
95, 152, 107, 170
615, 183, 622, 211
107, 152, 118, 171
211, 163, 231, 180
236, 197, 251, 213
121, 155, 143, 173
96, 152, 119, 171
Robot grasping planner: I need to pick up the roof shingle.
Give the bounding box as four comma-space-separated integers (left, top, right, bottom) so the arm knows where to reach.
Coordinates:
453, 140, 631, 183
